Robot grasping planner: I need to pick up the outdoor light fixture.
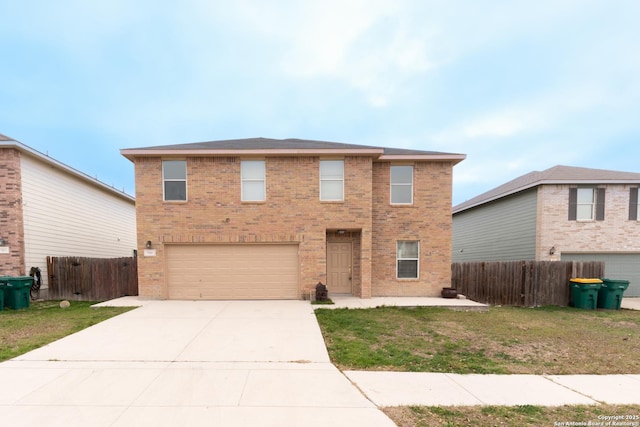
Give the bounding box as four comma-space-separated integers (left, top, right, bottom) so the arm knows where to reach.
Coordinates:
549, 246, 556, 255
337, 229, 346, 235
146, 240, 152, 249
0, 238, 5, 246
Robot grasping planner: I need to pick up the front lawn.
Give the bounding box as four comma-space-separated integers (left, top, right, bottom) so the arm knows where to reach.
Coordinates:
314, 306, 640, 374
0, 300, 134, 361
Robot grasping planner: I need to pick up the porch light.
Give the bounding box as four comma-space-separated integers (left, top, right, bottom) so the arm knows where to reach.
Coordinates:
146, 240, 153, 249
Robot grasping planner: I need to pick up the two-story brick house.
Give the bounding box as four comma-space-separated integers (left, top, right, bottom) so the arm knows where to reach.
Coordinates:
452, 165, 640, 296
121, 138, 465, 300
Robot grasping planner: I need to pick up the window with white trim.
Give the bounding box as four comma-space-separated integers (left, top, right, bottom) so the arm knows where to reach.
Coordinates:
320, 160, 344, 201
576, 188, 595, 220
397, 241, 419, 279
390, 165, 413, 204
241, 160, 266, 201
162, 160, 187, 201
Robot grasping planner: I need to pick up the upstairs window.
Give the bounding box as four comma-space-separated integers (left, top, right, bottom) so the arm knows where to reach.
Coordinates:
163, 160, 187, 201
320, 160, 344, 201
629, 188, 639, 221
577, 188, 595, 220
241, 160, 266, 201
569, 187, 605, 221
390, 165, 413, 204
397, 241, 419, 279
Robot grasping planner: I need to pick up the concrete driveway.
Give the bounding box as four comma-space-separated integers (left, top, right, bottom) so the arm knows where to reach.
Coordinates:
1, 300, 395, 427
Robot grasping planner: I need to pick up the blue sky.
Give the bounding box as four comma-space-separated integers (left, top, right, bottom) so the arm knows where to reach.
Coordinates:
1, 0, 639, 205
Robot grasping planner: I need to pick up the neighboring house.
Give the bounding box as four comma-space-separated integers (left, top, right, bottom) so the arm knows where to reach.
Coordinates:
0, 133, 137, 294
121, 138, 465, 300
452, 165, 640, 296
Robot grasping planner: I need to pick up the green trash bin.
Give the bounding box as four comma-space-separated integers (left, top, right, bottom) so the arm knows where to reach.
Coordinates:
0, 276, 10, 310
570, 278, 602, 310
0, 283, 5, 311
597, 278, 630, 310
4, 276, 33, 310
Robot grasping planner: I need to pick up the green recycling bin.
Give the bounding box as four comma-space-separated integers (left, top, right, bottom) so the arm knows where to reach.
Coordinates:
4, 276, 33, 310
0, 276, 10, 310
570, 278, 602, 310
0, 283, 5, 311
597, 278, 629, 310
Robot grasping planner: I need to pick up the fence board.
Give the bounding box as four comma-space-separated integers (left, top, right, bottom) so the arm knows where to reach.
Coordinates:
452, 261, 605, 307
46, 256, 138, 301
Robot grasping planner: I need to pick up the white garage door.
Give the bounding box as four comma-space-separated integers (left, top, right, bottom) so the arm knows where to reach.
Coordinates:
166, 244, 299, 300
561, 253, 640, 297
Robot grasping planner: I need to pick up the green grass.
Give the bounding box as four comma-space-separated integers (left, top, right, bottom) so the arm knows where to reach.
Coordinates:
314, 306, 640, 374
0, 300, 134, 361
384, 404, 640, 427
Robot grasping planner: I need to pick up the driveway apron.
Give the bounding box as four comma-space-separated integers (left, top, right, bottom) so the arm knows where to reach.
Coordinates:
1, 300, 395, 427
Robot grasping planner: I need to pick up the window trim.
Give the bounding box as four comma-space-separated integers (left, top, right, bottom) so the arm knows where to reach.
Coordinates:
162, 159, 187, 202
569, 187, 605, 221
396, 240, 419, 279
390, 165, 414, 205
576, 187, 595, 221
241, 159, 266, 202
319, 159, 345, 201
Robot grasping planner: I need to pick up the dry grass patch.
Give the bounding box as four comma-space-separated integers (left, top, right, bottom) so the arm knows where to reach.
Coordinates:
383, 404, 640, 427
314, 306, 640, 374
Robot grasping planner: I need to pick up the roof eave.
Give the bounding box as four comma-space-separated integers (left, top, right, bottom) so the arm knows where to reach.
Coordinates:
2, 142, 135, 203
378, 154, 466, 164
120, 147, 386, 161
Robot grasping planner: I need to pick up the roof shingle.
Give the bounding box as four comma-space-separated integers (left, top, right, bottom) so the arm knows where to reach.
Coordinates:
123, 137, 462, 157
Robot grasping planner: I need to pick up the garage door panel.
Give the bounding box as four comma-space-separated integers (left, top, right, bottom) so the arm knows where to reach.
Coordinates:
166, 244, 299, 300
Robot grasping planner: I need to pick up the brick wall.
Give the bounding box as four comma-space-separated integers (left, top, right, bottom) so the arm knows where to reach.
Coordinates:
134, 155, 455, 299
0, 148, 25, 275
372, 161, 454, 296
135, 156, 375, 298
537, 184, 640, 260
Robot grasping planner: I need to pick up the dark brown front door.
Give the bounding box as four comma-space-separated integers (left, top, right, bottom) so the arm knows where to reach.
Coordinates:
327, 242, 352, 294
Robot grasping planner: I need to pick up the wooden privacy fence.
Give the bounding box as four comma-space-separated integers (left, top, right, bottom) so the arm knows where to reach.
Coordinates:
451, 261, 605, 307
47, 256, 138, 301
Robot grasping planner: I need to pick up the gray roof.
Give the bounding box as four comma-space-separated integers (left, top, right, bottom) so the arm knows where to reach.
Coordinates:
123, 137, 463, 158
453, 165, 640, 214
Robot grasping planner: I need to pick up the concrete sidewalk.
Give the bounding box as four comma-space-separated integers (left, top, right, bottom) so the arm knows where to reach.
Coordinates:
345, 371, 640, 407
320, 294, 489, 310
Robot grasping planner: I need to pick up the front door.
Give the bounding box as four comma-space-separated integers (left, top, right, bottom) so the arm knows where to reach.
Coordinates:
327, 242, 352, 294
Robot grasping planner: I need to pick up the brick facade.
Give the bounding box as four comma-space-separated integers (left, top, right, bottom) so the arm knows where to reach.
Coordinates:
0, 148, 25, 275
537, 184, 640, 261
134, 154, 457, 299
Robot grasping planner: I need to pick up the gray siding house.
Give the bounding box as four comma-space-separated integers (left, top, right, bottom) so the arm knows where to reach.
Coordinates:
452, 165, 640, 296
